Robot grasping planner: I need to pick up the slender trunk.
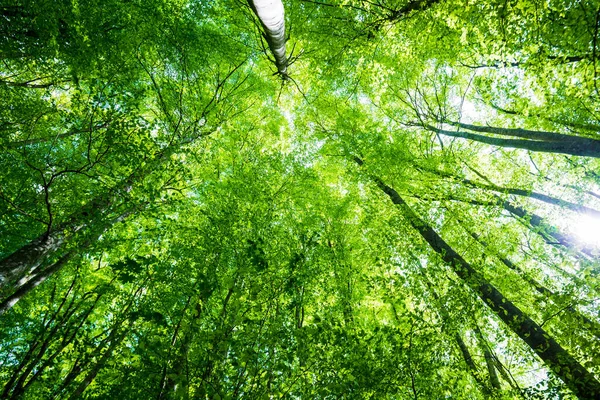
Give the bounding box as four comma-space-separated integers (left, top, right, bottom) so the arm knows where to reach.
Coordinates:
18, 293, 103, 397
493, 357, 520, 391
415, 162, 600, 217
414, 261, 492, 398
157, 294, 195, 400
66, 281, 147, 399
414, 261, 491, 395
424, 124, 600, 158
473, 325, 501, 390
158, 282, 215, 399
499, 198, 597, 258
163, 303, 205, 399
455, 334, 478, 374
248, 0, 288, 75
462, 227, 600, 339
455, 220, 554, 296
355, 158, 600, 399
51, 357, 83, 399
66, 323, 129, 400
487, 103, 600, 134
459, 177, 600, 218
409, 189, 595, 260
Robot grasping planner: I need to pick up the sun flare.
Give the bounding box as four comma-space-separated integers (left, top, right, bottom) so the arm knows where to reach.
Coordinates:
570, 214, 600, 248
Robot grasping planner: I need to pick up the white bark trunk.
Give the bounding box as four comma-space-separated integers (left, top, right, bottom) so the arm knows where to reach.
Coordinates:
0, 230, 66, 289
249, 0, 288, 75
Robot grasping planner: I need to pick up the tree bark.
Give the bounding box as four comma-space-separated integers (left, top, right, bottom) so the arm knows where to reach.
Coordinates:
473, 325, 501, 390
355, 157, 600, 399
0, 251, 73, 315
65, 280, 147, 399
415, 162, 600, 217
461, 178, 600, 218
249, 0, 288, 75
0, 207, 136, 315
445, 120, 599, 143
424, 124, 600, 158
0, 229, 66, 289
499, 198, 598, 258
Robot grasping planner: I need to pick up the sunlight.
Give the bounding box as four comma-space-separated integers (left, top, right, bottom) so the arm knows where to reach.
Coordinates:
569, 214, 600, 248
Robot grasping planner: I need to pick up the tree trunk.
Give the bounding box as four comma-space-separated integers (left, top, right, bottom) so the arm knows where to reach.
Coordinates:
0, 229, 67, 289
0, 208, 134, 315
445, 120, 599, 144
473, 325, 501, 390
0, 189, 116, 293
458, 176, 600, 218
414, 257, 494, 396
415, 162, 600, 217
499, 198, 597, 258
424, 124, 600, 158
65, 280, 147, 399
355, 157, 600, 399
0, 251, 73, 315
248, 0, 288, 76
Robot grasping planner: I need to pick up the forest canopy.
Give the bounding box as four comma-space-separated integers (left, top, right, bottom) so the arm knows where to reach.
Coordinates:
1, 0, 600, 398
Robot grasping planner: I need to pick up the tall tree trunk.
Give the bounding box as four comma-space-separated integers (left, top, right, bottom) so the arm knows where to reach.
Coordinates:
0, 65, 234, 305
160, 285, 213, 400
499, 197, 598, 258
0, 251, 73, 315
423, 124, 600, 158
65, 280, 147, 399
418, 163, 600, 218
444, 120, 600, 144
355, 158, 600, 399
414, 258, 494, 396
486, 103, 600, 134
0, 229, 67, 289
473, 325, 502, 390
248, 0, 288, 76
0, 189, 123, 293
66, 322, 130, 400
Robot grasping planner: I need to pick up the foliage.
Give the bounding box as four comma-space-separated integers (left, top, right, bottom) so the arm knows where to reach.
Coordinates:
1, 0, 599, 398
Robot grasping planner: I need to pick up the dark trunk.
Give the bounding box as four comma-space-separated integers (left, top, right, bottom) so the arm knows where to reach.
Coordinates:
473, 325, 501, 390
66, 281, 147, 399
415, 163, 600, 217
444, 120, 599, 143
463, 178, 600, 218
0, 209, 133, 315
424, 124, 600, 158
455, 334, 478, 373
463, 227, 600, 339
499, 198, 597, 258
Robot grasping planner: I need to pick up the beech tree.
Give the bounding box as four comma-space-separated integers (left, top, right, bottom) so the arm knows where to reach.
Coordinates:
1, 0, 599, 399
